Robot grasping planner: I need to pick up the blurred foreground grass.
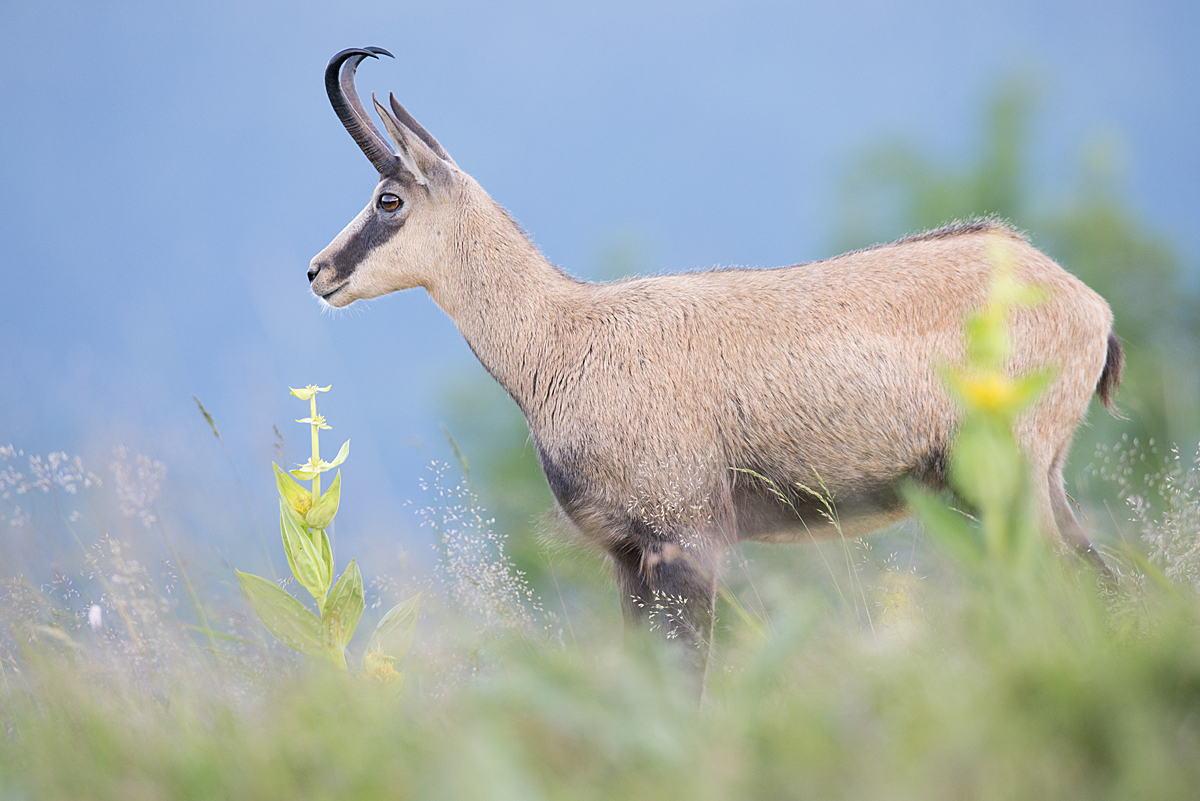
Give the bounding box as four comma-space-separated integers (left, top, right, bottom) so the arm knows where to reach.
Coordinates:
4, 509, 1200, 801
6, 331, 1200, 797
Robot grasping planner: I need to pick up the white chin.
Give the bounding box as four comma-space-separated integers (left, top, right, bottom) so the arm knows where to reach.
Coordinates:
315, 285, 355, 308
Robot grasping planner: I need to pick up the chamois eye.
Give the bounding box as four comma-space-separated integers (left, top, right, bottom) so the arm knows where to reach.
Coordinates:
378, 193, 401, 212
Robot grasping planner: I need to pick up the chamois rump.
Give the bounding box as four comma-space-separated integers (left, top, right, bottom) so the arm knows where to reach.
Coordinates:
308, 47, 1123, 675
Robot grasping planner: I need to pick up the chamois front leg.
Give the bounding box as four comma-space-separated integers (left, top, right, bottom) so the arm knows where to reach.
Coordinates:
608, 530, 720, 685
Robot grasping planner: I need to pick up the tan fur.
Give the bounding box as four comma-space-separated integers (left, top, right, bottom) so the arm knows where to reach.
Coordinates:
311, 56, 1119, 672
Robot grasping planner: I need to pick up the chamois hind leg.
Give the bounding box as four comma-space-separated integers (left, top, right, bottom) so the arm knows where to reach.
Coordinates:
608, 530, 721, 686
1047, 457, 1114, 580
1017, 388, 1112, 579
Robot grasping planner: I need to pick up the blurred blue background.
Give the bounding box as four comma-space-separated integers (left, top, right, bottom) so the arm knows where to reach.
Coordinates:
2, 0, 1197, 576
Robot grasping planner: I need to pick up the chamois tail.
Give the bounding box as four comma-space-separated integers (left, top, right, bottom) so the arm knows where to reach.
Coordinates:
1096, 331, 1124, 413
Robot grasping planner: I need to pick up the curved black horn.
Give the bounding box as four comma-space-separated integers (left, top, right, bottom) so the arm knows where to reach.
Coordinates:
325, 47, 397, 174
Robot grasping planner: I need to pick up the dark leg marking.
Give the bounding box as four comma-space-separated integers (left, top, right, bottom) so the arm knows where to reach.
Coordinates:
909, 441, 951, 491
608, 525, 718, 682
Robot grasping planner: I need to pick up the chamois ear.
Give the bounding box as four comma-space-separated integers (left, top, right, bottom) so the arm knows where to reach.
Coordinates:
372, 94, 445, 186
388, 93, 455, 166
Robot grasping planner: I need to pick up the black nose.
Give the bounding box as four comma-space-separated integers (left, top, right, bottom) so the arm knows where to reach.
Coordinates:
307, 264, 321, 283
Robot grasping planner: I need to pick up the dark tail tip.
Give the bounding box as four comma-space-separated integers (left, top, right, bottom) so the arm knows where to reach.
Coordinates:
1096, 331, 1124, 414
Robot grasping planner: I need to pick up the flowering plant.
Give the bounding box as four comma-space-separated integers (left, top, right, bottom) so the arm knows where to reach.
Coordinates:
906, 235, 1055, 571
236, 385, 418, 684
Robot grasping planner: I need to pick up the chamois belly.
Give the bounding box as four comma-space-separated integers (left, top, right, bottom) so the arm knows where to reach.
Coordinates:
731, 474, 909, 543
535, 428, 923, 549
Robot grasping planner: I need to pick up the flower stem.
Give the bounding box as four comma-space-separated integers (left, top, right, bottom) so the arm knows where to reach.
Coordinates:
310, 393, 321, 502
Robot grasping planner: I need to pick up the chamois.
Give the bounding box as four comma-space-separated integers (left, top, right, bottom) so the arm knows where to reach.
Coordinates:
309, 47, 1123, 676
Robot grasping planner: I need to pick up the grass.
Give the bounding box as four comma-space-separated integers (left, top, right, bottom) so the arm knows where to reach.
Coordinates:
3, 437, 1200, 800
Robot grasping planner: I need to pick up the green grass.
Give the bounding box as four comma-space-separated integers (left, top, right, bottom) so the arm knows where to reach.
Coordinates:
4, 449, 1200, 801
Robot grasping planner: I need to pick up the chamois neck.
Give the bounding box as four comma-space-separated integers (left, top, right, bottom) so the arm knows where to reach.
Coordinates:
427, 192, 580, 411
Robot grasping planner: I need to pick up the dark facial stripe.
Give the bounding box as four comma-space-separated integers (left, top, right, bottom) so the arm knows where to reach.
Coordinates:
330, 210, 405, 282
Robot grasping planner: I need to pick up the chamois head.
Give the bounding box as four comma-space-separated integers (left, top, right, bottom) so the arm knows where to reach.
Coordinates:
308, 48, 461, 308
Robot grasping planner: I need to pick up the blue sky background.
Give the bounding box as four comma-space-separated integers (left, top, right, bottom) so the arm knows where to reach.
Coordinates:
2, 0, 1197, 573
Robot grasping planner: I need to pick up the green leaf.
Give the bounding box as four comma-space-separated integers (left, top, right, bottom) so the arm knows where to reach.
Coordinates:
324, 559, 365, 649
1008, 367, 1056, 412
274, 462, 311, 515
279, 502, 302, 579
305, 470, 341, 529
313, 527, 334, 595
901, 482, 983, 567
182, 624, 261, 648
951, 421, 1024, 513
280, 500, 330, 603
966, 314, 1010, 369
365, 592, 421, 667
236, 570, 324, 655
328, 439, 351, 469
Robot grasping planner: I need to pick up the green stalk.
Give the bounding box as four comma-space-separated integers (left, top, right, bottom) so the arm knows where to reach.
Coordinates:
310, 393, 321, 502
193, 395, 276, 580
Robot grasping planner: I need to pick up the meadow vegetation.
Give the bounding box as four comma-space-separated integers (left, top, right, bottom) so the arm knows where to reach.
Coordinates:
4, 401, 1200, 799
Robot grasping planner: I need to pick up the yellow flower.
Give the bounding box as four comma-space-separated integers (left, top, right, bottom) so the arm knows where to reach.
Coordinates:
959, 371, 1019, 413
290, 440, 351, 481
946, 367, 1053, 418
362, 649, 401, 683
290, 493, 313, 517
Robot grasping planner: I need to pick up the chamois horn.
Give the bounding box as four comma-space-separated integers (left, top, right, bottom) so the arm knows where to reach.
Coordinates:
324, 47, 398, 174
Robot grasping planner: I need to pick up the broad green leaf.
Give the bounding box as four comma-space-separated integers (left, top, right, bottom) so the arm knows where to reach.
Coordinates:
366, 592, 421, 666
328, 439, 351, 469
279, 502, 302, 580
324, 559, 365, 649
280, 500, 330, 602
305, 471, 341, 529
279, 499, 307, 568
274, 462, 312, 517
237, 570, 324, 655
